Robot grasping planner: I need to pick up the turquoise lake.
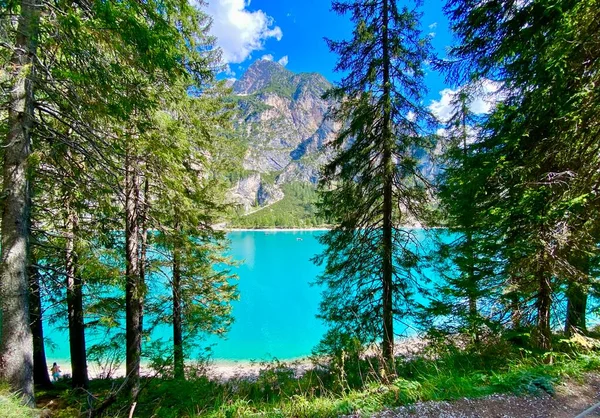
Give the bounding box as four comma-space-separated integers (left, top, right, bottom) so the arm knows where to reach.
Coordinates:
44, 230, 434, 364
208, 230, 328, 360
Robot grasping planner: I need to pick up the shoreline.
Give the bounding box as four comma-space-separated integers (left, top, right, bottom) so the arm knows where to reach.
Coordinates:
49, 337, 426, 381
224, 227, 330, 232
220, 226, 436, 232
51, 358, 315, 381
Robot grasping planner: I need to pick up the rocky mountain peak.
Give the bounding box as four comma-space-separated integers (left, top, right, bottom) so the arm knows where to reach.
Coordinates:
233, 59, 294, 95
228, 59, 339, 212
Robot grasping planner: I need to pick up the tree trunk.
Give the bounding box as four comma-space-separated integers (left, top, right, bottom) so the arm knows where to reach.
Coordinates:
466, 230, 478, 339
461, 104, 479, 342
509, 275, 522, 329
0, 0, 40, 405
125, 149, 142, 399
380, 0, 394, 373
172, 222, 184, 379
28, 263, 52, 388
536, 261, 552, 351
139, 176, 149, 295
565, 281, 587, 336
65, 201, 88, 389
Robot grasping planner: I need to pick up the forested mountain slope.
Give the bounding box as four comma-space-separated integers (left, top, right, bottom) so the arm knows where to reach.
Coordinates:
228, 59, 339, 218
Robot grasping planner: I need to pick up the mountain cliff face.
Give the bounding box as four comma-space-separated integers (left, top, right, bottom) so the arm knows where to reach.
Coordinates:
228, 59, 339, 211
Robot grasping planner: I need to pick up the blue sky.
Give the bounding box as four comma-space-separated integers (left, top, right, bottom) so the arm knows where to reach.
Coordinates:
205, 0, 462, 112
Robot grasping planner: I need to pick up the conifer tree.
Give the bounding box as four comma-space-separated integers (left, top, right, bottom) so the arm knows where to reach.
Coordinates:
0, 0, 40, 403
146, 83, 237, 379
425, 86, 492, 342
1, 0, 234, 403
315, 0, 434, 371
441, 0, 600, 349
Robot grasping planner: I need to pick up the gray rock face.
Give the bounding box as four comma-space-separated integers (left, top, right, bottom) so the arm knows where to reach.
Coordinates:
229, 173, 261, 211
228, 172, 285, 211
229, 59, 338, 210
257, 182, 284, 206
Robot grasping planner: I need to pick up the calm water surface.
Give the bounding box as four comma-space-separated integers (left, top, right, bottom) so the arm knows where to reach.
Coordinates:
210, 230, 327, 360
45, 231, 328, 362
45, 230, 436, 363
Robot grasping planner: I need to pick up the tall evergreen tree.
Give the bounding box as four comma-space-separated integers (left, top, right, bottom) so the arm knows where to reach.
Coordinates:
2, 0, 233, 403
0, 0, 40, 403
315, 0, 434, 371
146, 83, 237, 379
425, 86, 492, 342
441, 0, 600, 349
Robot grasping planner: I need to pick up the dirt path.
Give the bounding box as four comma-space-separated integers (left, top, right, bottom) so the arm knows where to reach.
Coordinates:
367, 373, 600, 418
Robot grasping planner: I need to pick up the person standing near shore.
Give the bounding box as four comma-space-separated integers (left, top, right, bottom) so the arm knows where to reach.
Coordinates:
51, 362, 61, 382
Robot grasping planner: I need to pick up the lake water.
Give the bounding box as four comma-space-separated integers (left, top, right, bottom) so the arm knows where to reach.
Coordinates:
208, 230, 328, 360
45, 230, 329, 363
44, 230, 435, 364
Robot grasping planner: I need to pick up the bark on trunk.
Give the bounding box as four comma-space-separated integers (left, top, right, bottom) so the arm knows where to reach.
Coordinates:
462, 106, 478, 342
0, 0, 40, 405
565, 281, 587, 336
125, 150, 142, 399
564, 254, 588, 336
466, 230, 478, 339
509, 275, 522, 329
536, 262, 552, 351
28, 263, 52, 388
65, 201, 88, 389
380, 0, 394, 374
139, 177, 149, 293
172, 224, 184, 379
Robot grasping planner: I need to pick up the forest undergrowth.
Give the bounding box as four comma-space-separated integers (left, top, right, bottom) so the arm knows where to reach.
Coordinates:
12, 331, 599, 418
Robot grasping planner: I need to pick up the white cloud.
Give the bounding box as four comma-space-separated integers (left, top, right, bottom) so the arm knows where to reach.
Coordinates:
429, 88, 458, 123
429, 80, 503, 123
428, 22, 438, 29
223, 64, 236, 77
205, 0, 283, 64
261, 54, 274, 61
277, 55, 289, 66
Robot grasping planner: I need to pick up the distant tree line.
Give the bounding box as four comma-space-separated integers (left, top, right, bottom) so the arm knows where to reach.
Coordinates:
231, 182, 328, 228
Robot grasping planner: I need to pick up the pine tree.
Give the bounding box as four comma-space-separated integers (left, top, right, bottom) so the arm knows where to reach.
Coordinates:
0, 0, 40, 404
2, 0, 235, 402
441, 0, 600, 349
425, 85, 493, 343
146, 83, 238, 379
315, 0, 434, 372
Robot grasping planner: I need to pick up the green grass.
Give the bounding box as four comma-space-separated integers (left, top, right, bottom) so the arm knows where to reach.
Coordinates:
198, 351, 600, 418
0, 383, 39, 417
42, 348, 599, 417
18, 336, 600, 417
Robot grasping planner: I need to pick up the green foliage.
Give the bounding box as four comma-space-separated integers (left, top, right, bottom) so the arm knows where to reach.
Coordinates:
433, 0, 600, 352
2, 0, 240, 400
229, 94, 273, 116
0, 383, 39, 417
40, 346, 600, 417
230, 183, 327, 228
314, 0, 436, 365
